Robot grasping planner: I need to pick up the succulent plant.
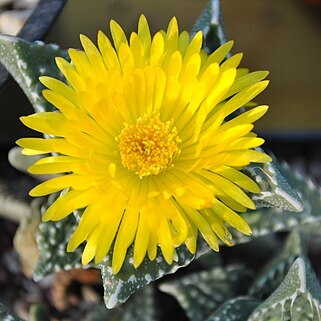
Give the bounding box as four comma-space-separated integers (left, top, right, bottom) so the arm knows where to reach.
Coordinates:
0, 1, 320, 321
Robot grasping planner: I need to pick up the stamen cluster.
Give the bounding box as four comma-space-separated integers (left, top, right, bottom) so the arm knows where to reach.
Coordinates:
118, 113, 181, 178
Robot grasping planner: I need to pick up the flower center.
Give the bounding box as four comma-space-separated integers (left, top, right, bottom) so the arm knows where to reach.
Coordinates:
118, 113, 181, 178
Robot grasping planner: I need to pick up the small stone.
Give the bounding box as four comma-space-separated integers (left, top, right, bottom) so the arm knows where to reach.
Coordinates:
13, 0, 39, 9
82, 286, 101, 304
13, 211, 40, 278
13, 300, 29, 321
0, 9, 33, 35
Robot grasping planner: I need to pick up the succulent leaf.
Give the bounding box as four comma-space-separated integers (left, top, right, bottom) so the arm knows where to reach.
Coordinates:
0, 35, 68, 113
244, 159, 303, 212
159, 266, 252, 321
248, 257, 321, 321
86, 285, 156, 321
191, 0, 227, 52
249, 230, 307, 298
205, 297, 260, 321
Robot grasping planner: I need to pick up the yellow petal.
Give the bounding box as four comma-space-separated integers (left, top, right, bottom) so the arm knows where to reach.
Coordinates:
133, 207, 150, 268
165, 17, 179, 53
198, 169, 255, 210
130, 32, 145, 68
214, 165, 261, 193
28, 156, 86, 175
30, 174, 92, 196
68, 48, 91, 78
220, 53, 243, 72
211, 198, 252, 235
110, 19, 128, 52
223, 70, 269, 100
56, 57, 85, 91
67, 195, 117, 251
112, 208, 139, 274
201, 40, 234, 72
219, 105, 269, 132
182, 31, 202, 68
39, 76, 77, 105
95, 207, 124, 264
20, 112, 71, 137
178, 31, 190, 55
181, 204, 219, 252
226, 137, 265, 151
219, 81, 269, 118
157, 215, 174, 264
43, 188, 97, 221
202, 208, 233, 245
97, 30, 121, 70
163, 170, 214, 209
138, 15, 151, 53
150, 32, 164, 67
82, 225, 103, 265
17, 137, 87, 158
118, 42, 135, 74
147, 232, 158, 261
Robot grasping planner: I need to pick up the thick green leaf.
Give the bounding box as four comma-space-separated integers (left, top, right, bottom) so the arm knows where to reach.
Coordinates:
86, 285, 156, 321
0, 35, 67, 113
8, 147, 46, 179
206, 297, 260, 321
248, 257, 321, 321
191, 0, 227, 53
159, 266, 252, 321
249, 231, 307, 299
244, 159, 303, 212
33, 195, 84, 281
237, 162, 321, 243
8, 146, 52, 182
100, 240, 209, 309
0, 303, 24, 321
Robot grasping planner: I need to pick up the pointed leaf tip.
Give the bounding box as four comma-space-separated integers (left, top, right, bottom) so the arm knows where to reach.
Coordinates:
0, 35, 68, 113
248, 257, 321, 321
245, 157, 303, 212
191, 0, 227, 53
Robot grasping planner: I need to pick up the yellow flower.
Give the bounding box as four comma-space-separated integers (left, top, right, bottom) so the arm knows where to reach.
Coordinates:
17, 15, 271, 274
